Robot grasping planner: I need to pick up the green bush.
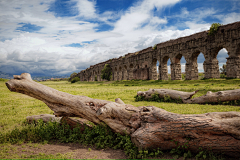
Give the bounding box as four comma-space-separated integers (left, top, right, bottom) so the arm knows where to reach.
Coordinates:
208, 23, 222, 35
220, 74, 226, 78
152, 44, 157, 50
134, 93, 183, 104
0, 120, 163, 159
71, 77, 80, 83
101, 64, 112, 81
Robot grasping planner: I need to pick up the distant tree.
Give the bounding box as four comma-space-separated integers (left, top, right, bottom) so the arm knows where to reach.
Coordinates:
220, 64, 226, 75
101, 64, 112, 81
95, 75, 98, 81
208, 23, 222, 35
70, 72, 77, 78
69, 72, 78, 82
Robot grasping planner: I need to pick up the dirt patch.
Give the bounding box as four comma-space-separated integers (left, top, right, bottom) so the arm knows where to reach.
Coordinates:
1, 142, 128, 159
2, 143, 232, 159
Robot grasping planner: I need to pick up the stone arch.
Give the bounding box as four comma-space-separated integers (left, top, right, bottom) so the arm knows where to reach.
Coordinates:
185, 50, 205, 80
160, 56, 170, 80
113, 67, 118, 81
171, 54, 185, 80
123, 65, 128, 80
119, 66, 122, 80
128, 64, 134, 80
151, 58, 158, 80
204, 46, 230, 79
88, 72, 92, 81
97, 70, 100, 81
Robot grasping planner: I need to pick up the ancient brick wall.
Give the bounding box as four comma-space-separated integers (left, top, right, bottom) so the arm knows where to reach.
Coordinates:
73, 21, 240, 81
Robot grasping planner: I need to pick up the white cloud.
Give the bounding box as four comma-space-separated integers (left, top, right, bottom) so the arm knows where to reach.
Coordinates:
219, 12, 240, 25
75, 0, 97, 19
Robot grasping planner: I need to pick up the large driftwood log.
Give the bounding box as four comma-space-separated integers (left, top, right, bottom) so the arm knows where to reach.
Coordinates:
5, 73, 240, 157
137, 88, 240, 104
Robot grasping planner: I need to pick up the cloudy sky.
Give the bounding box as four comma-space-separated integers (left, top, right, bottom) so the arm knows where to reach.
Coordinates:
0, 0, 240, 76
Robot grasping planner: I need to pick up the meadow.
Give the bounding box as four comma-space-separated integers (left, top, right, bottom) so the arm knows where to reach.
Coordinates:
1, 78, 240, 159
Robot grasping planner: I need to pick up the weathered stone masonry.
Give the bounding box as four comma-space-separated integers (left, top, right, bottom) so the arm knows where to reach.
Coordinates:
75, 21, 240, 81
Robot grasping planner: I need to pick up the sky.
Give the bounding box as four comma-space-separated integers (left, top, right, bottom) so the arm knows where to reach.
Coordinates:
0, 0, 240, 77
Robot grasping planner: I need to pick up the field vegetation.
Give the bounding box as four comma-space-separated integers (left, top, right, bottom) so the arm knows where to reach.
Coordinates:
0, 77, 240, 159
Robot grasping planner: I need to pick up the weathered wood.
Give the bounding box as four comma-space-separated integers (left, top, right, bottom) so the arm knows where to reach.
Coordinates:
185, 90, 240, 104
6, 73, 240, 157
26, 114, 62, 123
137, 88, 240, 104
137, 89, 198, 102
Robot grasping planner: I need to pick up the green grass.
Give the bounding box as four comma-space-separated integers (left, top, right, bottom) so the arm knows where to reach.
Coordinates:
0, 78, 240, 159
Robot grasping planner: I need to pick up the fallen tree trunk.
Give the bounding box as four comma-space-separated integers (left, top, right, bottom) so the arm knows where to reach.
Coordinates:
137, 89, 198, 103
137, 88, 240, 104
6, 73, 240, 157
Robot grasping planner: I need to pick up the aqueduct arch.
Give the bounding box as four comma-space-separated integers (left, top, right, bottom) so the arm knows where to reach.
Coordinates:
159, 56, 170, 80
73, 21, 240, 81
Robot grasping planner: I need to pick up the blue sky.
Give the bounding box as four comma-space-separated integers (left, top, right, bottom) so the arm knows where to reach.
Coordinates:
0, 0, 240, 76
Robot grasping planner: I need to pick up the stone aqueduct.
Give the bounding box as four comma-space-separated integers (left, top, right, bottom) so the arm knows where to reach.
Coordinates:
75, 21, 240, 81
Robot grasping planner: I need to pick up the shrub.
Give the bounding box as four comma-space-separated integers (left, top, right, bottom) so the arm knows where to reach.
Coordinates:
101, 64, 112, 81
68, 72, 77, 82
95, 75, 98, 81
220, 74, 226, 78
152, 44, 157, 50
71, 77, 80, 83
208, 23, 222, 35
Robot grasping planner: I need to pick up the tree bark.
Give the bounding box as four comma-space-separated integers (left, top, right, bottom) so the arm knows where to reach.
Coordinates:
5, 73, 240, 157
137, 88, 240, 104
137, 89, 198, 103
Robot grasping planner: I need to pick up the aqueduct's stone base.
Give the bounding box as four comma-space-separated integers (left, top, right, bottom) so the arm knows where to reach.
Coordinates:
73, 21, 240, 81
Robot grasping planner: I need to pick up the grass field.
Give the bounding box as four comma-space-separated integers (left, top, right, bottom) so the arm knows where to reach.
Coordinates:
1, 78, 240, 159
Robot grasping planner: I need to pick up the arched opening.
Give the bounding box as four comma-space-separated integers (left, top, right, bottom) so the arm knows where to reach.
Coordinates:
181, 56, 186, 79
167, 59, 171, 77
217, 48, 228, 78
196, 52, 205, 79
204, 47, 229, 79
186, 51, 205, 80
